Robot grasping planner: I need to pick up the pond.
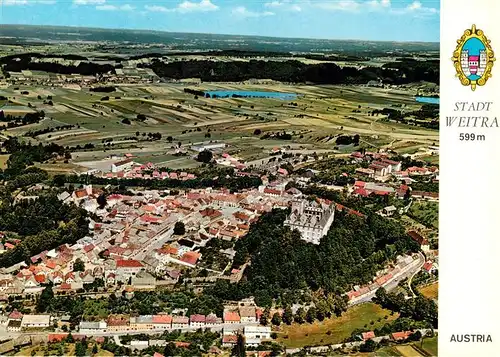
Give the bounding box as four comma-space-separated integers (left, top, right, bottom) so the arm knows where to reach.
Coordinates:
203, 90, 298, 100
415, 96, 439, 105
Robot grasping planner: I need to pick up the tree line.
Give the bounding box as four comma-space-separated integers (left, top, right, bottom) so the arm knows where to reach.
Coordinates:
61, 174, 262, 192
148, 58, 439, 85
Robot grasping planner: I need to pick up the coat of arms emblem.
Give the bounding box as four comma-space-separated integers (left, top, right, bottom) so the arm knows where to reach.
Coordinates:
452, 24, 495, 91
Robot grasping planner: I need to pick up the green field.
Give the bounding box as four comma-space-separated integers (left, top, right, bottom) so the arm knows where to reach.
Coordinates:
368, 336, 438, 357
1, 82, 439, 172
408, 201, 439, 229
277, 303, 398, 348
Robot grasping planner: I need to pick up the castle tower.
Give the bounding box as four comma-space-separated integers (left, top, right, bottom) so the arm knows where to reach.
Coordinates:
478, 50, 487, 76
461, 50, 471, 77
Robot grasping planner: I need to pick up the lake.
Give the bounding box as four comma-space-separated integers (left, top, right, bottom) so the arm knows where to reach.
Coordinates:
416, 96, 439, 105
204, 90, 298, 100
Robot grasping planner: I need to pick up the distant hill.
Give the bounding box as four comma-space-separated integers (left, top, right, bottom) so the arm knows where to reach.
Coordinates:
0, 24, 439, 55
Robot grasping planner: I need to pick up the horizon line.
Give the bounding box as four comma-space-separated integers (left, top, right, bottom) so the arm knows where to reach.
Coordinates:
0, 23, 440, 45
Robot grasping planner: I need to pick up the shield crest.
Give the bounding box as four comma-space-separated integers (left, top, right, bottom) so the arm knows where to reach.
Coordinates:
452, 24, 495, 91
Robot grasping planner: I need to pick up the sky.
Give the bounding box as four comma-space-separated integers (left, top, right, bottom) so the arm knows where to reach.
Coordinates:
0, 0, 440, 42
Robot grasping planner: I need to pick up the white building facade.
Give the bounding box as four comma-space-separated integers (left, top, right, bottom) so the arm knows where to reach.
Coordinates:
284, 200, 335, 244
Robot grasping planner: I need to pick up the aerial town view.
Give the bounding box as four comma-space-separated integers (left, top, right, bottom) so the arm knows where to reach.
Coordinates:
0, 0, 439, 356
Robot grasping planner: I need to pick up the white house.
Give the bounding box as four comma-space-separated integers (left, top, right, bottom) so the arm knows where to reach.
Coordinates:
79, 320, 107, 333
111, 159, 134, 173
238, 306, 256, 324
21, 315, 51, 328
243, 326, 271, 346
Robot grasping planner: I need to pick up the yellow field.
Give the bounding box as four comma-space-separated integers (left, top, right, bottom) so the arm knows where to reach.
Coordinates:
277, 303, 398, 348
419, 282, 439, 300
394, 345, 425, 357
0, 155, 9, 170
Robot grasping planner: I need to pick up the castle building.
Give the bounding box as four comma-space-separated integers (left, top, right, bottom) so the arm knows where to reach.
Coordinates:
461, 49, 487, 78
284, 199, 335, 244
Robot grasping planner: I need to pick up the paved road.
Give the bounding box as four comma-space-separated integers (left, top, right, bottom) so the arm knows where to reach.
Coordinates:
350, 253, 426, 305
0, 322, 258, 341
408, 252, 426, 298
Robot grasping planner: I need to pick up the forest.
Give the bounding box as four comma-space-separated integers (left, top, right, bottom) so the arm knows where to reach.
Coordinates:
63, 173, 262, 192
201, 208, 419, 308
0, 193, 89, 268
1, 137, 69, 178
147, 58, 439, 85
1, 53, 117, 76
0, 138, 89, 268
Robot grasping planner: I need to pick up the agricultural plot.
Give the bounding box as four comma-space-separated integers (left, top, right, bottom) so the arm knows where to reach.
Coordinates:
419, 282, 439, 300
1, 82, 439, 172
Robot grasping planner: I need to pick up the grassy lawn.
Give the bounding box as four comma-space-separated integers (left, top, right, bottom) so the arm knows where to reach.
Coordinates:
394, 345, 425, 357
277, 303, 398, 348
418, 282, 438, 300
35, 162, 88, 175
371, 346, 403, 356
95, 349, 114, 357
407, 201, 438, 229
420, 336, 438, 356
0, 154, 9, 170
83, 299, 110, 319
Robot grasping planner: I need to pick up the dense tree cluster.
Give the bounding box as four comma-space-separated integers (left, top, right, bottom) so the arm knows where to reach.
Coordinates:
0, 110, 44, 126
89, 86, 116, 92
2, 54, 118, 75
24, 124, 77, 138
236, 210, 418, 299
2, 137, 69, 177
336, 134, 360, 146
200, 208, 418, 309
148, 58, 439, 85
382, 59, 439, 84
196, 150, 213, 163
62, 173, 262, 192
0, 193, 89, 268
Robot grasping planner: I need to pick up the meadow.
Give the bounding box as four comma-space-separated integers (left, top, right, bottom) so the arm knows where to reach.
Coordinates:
276, 303, 398, 348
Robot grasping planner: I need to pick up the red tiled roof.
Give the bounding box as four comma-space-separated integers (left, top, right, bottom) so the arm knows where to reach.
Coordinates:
175, 341, 191, 348
264, 188, 281, 195
74, 189, 88, 198
83, 244, 95, 253
116, 260, 143, 268
35, 274, 46, 284
423, 261, 433, 271
48, 334, 68, 343
190, 314, 206, 323
354, 188, 369, 197
224, 311, 240, 322
391, 331, 413, 341
107, 316, 129, 326
172, 316, 189, 324
222, 335, 238, 344
362, 331, 376, 340
408, 231, 429, 246
152, 315, 172, 324
157, 246, 178, 256
8, 310, 23, 319
180, 251, 201, 266
354, 181, 366, 188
